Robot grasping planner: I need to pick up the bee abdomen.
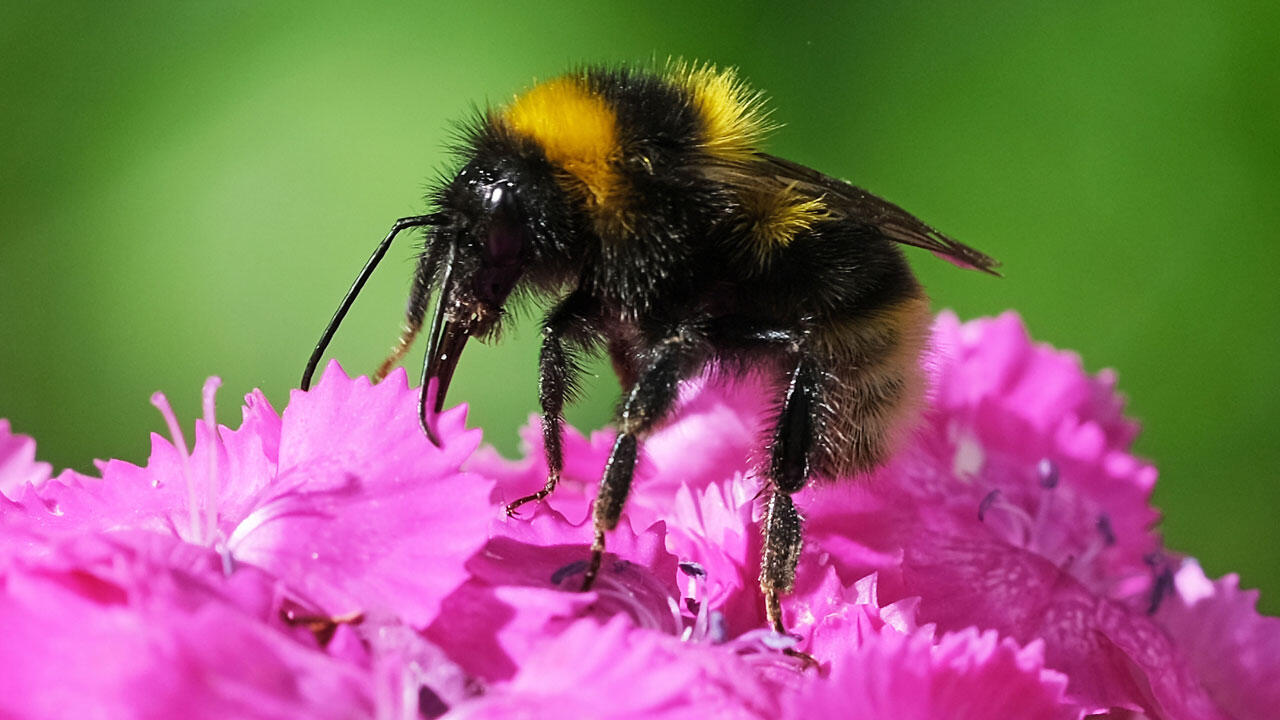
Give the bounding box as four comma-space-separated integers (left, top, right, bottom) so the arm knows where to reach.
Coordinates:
810, 294, 931, 479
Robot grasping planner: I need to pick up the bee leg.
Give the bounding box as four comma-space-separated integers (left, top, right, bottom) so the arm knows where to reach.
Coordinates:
506, 290, 597, 516
760, 356, 820, 639
582, 431, 637, 589
581, 325, 706, 591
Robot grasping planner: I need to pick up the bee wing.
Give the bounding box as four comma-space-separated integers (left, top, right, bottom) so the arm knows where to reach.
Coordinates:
727, 153, 1001, 275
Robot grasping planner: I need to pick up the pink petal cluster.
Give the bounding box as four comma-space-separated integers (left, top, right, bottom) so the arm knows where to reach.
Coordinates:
1, 312, 1275, 719
0, 419, 52, 499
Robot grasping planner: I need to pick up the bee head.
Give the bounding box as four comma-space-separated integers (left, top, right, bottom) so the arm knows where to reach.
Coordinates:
442, 180, 528, 335
421, 174, 530, 422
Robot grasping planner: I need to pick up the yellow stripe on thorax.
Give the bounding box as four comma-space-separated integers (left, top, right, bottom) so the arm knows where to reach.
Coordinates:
668, 62, 822, 262
736, 184, 831, 263
502, 77, 621, 208
667, 61, 773, 161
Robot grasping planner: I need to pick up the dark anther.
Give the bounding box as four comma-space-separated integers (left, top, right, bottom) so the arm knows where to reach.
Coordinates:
1037, 458, 1059, 489
550, 559, 589, 586
978, 489, 1001, 521
678, 561, 707, 577
418, 687, 449, 719
1096, 514, 1116, 547
1147, 565, 1175, 615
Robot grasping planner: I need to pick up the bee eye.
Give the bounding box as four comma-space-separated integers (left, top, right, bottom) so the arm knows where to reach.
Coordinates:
472, 183, 526, 307
483, 184, 524, 267
485, 220, 523, 266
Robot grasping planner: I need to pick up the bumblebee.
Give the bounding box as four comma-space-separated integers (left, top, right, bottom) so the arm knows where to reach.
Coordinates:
301, 63, 998, 638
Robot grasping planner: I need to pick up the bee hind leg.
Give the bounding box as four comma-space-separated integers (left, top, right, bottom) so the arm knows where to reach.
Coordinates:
760, 355, 822, 656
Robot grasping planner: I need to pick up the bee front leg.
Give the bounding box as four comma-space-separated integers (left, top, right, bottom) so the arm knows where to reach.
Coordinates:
581, 323, 707, 591
761, 355, 821, 641
506, 290, 597, 516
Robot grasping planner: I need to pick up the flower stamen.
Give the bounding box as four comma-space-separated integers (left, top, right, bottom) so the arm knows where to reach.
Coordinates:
1144, 553, 1175, 615
677, 561, 712, 643
201, 377, 224, 558
150, 390, 201, 544
977, 488, 1037, 547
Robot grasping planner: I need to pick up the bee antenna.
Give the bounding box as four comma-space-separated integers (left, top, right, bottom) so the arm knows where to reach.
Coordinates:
300, 214, 440, 390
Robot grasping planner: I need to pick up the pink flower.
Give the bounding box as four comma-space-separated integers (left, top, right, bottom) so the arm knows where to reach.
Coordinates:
481, 311, 1271, 718
425, 504, 684, 683
20, 363, 492, 628
1154, 558, 1280, 720
1, 363, 497, 718
785, 624, 1076, 720
442, 615, 792, 719
0, 312, 1274, 719
0, 419, 52, 500
0, 539, 372, 719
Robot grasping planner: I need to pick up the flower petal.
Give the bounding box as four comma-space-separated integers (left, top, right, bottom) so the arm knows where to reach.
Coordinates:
1154, 559, 1280, 720
0, 419, 52, 500
0, 549, 371, 720
444, 615, 788, 719
785, 626, 1077, 720
228, 363, 492, 626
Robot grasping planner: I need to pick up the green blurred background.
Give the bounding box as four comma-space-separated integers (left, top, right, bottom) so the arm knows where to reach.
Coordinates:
2, 2, 1276, 611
